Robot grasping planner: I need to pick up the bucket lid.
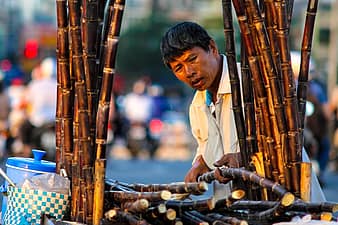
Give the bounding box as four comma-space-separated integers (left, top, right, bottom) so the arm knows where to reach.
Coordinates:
6, 149, 56, 173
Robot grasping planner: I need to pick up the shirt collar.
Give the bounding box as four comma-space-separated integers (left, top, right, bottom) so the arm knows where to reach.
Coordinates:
206, 55, 231, 106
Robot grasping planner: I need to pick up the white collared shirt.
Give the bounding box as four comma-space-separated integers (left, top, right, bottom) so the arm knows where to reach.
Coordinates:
189, 55, 240, 169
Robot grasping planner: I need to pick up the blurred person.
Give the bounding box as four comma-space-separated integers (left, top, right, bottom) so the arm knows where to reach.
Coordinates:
0, 54, 25, 88
5, 77, 27, 156
147, 84, 171, 156
291, 51, 331, 186
123, 79, 153, 158
329, 86, 338, 170
18, 57, 57, 157
148, 84, 170, 119
0, 72, 11, 158
107, 74, 128, 147
161, 22, 325, 201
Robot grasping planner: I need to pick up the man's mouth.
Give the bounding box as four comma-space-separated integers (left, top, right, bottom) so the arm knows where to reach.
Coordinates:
192, 78, 203, 89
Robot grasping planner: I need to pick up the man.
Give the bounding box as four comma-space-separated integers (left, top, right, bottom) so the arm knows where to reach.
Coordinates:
160, 21, 241, 197
160, 22, 326, 202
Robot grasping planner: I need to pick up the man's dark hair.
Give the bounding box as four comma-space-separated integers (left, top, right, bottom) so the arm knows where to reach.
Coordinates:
160, 21, 212, 68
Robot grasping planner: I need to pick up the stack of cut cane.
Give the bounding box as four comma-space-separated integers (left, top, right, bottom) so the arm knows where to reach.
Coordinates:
55, 0, 338, 224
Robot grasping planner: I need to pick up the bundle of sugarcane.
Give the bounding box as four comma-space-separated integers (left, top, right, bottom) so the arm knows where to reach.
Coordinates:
220, 0, 319, 201
101, 175, 338, 225
54, 0, 325, 223
55, 0, 125, 224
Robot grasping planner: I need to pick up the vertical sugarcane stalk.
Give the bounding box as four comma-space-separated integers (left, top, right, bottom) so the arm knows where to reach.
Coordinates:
222, 0, 257, 200
221, 0, 248, 167
300, 162, 311, 201
93, 0, 125, 224
72, 96, 81, 220
240, 45, 258, 159
297, 0, 319, 139
263, 0, 281, 80
81, 0, 100, 152
295, 0, 319, 202
96, 0, 115, 100
68, 0, 94, 222
56, 0, 70, 173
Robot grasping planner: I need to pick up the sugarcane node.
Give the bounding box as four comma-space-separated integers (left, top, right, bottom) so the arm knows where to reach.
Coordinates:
166, 208, 177, 221
320, 212, 333, 221
160, 190, 172, 200
231, 189, 246, 200
280, 192, 295, 207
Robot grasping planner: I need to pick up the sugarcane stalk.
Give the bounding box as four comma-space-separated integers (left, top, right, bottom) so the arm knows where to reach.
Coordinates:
240, 44, 259, 159
207, 213, 248, 225
56, 0, 73, 175
144, 203, 167, 220
105, 179, 136, 192
198, 167, 294, 203
95, 0, 125, 160
96, 0, 115, 100
104, 209, 150, 225
109, 181, 208, 195
221, 0, 248, 167
181, 211, 209, 225
71, 96, 81, 220
145, 207, 177, 224
108, 190, 172, 202
296, 0, 319, 137
121, 199, 150, 213
230, 199, 338, 213
93, 0, 125, 223
188, 211, 231, 225
165, 198, 215, 212
68, 0, 94, 221
214, 189, 246, 208
81, 0, 100, 152
93, 159, 106, 224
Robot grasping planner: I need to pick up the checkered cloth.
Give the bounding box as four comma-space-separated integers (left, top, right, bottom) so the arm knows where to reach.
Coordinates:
3, 186, 69, 225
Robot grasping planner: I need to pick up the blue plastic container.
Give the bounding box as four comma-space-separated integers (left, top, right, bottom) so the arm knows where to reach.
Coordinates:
1, 149, 56, 222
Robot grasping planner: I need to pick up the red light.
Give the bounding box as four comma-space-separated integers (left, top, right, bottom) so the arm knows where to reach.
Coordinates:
24, 39, 39, 59
149, 119, 163, 135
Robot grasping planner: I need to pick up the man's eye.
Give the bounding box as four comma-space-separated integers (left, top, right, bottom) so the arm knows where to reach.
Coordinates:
188, 56, 197, 62
174, 65, 182, 73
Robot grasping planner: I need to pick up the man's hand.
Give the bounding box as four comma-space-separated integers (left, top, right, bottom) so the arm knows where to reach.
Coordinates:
184, 155, 211, 182
213, 152, 243, 168
213, 152, 243, 184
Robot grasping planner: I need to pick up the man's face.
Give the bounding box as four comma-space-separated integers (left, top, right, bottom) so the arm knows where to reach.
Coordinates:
168, 42, 219, 91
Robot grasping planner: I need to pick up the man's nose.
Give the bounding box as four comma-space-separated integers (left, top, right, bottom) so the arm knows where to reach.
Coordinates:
185, 65, 195, 78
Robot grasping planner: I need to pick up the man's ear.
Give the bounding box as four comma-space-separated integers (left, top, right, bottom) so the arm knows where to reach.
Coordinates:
209, 39, 219, 55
